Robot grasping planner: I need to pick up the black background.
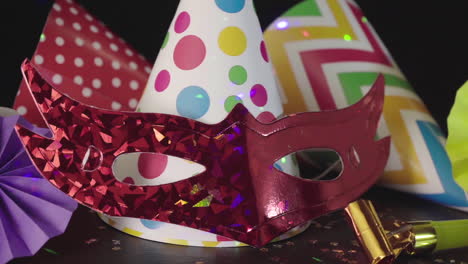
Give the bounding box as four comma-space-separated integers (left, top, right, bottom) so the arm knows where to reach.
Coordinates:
1, 0, 467, 132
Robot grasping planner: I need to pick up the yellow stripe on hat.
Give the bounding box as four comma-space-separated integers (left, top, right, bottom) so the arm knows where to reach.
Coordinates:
166, 239, 190, 246
122, 227, 143, 237
202, 241, 221, 247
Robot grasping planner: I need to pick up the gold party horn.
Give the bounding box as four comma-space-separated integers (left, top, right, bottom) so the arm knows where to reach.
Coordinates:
346, 199, 468, 263
345, 200, 415, 264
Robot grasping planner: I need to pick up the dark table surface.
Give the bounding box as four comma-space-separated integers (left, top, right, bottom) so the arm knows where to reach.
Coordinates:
9, 188, 468, 264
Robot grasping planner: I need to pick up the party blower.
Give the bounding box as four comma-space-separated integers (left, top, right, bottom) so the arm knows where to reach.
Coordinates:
264, 0, 468, 211
346, 200, 468, 264
102, 0, 304, 246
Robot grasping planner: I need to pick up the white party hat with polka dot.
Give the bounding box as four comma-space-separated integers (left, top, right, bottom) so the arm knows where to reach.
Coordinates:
103, 0, 308, 247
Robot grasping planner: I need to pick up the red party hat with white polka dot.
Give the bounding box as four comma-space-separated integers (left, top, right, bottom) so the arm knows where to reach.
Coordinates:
100, 0, 308, 247
14, 0, 151, 126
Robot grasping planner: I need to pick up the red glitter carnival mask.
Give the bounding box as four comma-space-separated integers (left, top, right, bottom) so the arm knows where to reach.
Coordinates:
16, 61, 390, 247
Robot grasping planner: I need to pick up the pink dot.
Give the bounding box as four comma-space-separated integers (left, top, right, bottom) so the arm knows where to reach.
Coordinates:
154, 70, 171, 92
260, 41, 269, 62
173, 35, 206, 70
123, 177, 135, 184
257, 111, 276, 123
250, 84, 268, 107
138, 153, 168, 179
174, 11, 191, 34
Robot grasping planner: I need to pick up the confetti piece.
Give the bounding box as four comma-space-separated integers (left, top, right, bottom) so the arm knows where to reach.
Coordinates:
286, 241, 295, 246
112, 240, 121, 245
330, 242, 339, 247
260, 248, 269, 252
312, 257, 323, 262
112, 246, 121, 251
85, 238, 98, 245
97, 226, 106, 230
195, 261, 205, 264
272, 244, 283, 248
43, 248, 59, 255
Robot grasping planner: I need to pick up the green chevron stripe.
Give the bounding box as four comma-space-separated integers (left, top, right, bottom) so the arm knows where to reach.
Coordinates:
284, 0, 321, 17
338, 72, 413, 105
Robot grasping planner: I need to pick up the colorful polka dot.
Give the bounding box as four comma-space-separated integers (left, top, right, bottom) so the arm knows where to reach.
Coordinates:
250, 84, 268, 107
224, 95, 243, 112
176, 86, 210, 119
154, 70, 171, 92
161, 33, 169, 49
229, 65, 248, 85
274, 163, 284, 172
257, 111, 276, 123
218, 27, 247, 56
174, 11, 190, 34
141, 219, 163, 229
215, 0, 245, 13
173, 35, 206, 70
260, 41, 269, 62
138, 153, 168, 179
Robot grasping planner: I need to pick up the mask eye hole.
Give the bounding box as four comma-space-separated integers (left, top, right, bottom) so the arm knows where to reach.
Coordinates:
112, 153, 206, 186
81, 145, 103, 172
275, 149, 343, 181
347, 146, 360, 168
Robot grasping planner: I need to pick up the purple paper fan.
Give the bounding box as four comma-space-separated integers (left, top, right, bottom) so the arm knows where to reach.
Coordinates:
0, 108, 77, 264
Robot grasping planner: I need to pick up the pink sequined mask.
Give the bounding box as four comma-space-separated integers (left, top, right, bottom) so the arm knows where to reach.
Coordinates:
16, 61, 390, 247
